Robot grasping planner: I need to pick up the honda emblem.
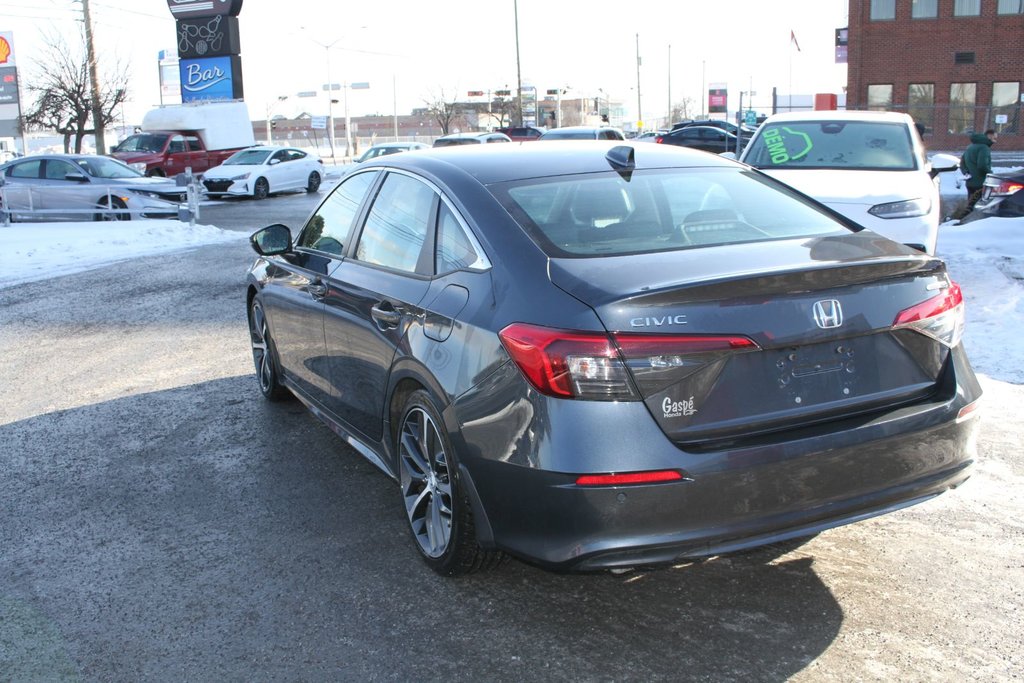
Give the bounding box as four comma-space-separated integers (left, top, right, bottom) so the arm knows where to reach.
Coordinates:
813, 299, 844, 329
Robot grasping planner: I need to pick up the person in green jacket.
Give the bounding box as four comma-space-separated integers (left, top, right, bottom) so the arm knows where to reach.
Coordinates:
961, 129, 996, 212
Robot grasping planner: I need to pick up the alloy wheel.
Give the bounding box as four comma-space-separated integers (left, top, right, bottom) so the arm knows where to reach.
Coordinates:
399, 406, 453, 558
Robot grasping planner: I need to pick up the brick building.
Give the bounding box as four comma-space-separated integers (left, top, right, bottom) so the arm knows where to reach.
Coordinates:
847, 0, 1024, 151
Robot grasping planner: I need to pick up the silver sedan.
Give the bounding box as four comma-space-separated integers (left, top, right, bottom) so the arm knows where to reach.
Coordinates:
0, 154, 182, 222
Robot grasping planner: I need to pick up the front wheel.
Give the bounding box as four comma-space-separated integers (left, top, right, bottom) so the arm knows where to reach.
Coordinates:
95, 196, 130, 221
248, 298, 290, 401
398, 390, 505, 576
306, 172, 321, 193
253, 177, 270, 200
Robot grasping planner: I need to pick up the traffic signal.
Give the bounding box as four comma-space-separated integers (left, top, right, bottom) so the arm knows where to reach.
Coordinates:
601, 114, 609, 123
549, 110, 556, 124
271, 120, 277, 129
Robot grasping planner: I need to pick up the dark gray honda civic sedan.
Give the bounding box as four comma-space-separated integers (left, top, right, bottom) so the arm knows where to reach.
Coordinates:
246, 141, 982, 575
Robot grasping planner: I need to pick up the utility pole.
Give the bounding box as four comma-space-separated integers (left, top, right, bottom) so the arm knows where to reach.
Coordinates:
514, 0, 524, 127
635, 33, 642, 130
80, 0, 106, 155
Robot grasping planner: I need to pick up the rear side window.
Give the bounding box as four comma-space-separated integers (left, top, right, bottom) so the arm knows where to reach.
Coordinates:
492, 168, 850, 257
436, 204, 480, 273
298, 170, 379, 255
744, 120, 917, 170
355, 173, 437, 273
6, 160, 41, 178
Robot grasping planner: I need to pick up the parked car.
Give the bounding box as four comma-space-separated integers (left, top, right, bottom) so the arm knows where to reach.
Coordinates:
738, 110, 959, 254
0, 153, 183, 222
433, 132, 512, 147
634, 130, 667, 142
539, 126, 625, 140
354, 142, 429, 163
110, 102, 255, 177
655, 126, 740, 154
963, 168, 1024, 222
201, 146, 324, 199
244, 141, 980, 576
496, 126, 545, 141
672, 119, 758, 137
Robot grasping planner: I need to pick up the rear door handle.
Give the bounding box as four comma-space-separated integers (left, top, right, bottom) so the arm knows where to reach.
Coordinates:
371, 304, 402, 328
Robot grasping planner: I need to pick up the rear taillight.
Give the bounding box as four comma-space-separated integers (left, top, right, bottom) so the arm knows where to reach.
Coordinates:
892, 282, 965, 348
993, 179, 1023, 197
498, 323, 760, 401
498, 323, 637, 400
654, 136, 664, 144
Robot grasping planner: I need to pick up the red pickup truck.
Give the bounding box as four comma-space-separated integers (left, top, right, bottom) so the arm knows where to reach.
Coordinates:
110, 102, 256, 177
110, 131, 242, 177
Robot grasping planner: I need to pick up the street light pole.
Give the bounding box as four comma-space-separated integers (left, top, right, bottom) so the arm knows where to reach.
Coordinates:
514, 0, 524, 127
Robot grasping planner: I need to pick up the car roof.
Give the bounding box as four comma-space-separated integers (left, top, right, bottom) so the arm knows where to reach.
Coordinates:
358, 140, 737, 185
760, 110, 914, 125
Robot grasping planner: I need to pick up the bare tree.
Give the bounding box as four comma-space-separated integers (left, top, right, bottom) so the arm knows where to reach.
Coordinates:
670, 97, 696, 125
423, 89, 468, 135
22, 31, 129, 153
489, 96, 520, 129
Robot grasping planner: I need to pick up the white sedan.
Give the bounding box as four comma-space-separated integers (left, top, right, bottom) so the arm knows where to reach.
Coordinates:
738, 111, 959, 254
201, 146, 324, 199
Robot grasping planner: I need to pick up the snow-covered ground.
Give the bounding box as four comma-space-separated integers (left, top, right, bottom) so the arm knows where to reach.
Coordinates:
0, 171, 1021, 385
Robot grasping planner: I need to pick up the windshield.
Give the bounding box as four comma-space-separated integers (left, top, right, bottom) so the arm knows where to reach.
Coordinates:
491, 167, 852, 258
74, 156, 143, 179
744, 120, 918, 171
113, 134, 169, 153
224, 149, 272, 165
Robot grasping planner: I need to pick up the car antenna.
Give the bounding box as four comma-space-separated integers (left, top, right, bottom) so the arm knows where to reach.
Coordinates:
605, 145, 636, 180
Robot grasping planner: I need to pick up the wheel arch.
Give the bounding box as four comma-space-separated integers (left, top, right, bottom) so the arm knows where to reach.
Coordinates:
387, 367, 497, 549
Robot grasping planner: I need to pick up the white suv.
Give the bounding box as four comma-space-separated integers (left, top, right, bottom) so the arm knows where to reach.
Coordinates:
738, 110, 959, 254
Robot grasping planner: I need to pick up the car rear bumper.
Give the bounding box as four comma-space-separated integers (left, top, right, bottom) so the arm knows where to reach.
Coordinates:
454, 351, 981, 571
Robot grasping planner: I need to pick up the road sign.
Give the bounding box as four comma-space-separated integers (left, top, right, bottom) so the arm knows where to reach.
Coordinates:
311, 116, 327, 130
467, 90, 484, 97
322, 83, 340, 91
744, 110, 757, 126
297, 91, 317, 98
495, 89, 511, 96
350, 82, 370, 90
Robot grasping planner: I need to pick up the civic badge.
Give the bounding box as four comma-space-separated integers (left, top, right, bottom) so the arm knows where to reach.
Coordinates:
813, 299, 844, 329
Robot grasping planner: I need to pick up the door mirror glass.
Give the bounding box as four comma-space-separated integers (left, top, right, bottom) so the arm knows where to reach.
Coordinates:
250, 224, 293, 256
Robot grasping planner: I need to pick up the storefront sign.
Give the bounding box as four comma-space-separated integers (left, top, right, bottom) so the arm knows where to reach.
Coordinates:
179, 55, 243, 102
166, 0, 243, 18
177, 15, 241, 58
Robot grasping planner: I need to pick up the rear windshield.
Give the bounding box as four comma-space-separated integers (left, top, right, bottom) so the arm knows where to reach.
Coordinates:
541, 130, 596, 140
744, 120, 917, 171
490, 167, 852, 257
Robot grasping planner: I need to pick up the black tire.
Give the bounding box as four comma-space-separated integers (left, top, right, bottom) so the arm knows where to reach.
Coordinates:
397, 390, 504, 576
306, 172, 322, 193
253, 177, 270, 200
248, 298, 290, 401
95, 196, 130, 221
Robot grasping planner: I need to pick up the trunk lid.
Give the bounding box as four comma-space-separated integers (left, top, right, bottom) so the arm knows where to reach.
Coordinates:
548, 233, 953, 445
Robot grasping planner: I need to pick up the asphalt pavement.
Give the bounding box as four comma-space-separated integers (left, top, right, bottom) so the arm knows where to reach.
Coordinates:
0, 191, 1021, 681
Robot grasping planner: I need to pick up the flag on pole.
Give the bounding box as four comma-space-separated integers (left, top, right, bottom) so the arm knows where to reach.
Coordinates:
790, 30, 801, 52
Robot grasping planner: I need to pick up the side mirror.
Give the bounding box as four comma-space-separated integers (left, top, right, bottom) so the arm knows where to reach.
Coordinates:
250, 224, 293, 256
269, 158, 281, 165
927, 152, 960, 178
65, 173, 89, 182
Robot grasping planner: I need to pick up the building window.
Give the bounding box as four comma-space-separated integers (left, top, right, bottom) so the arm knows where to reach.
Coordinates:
870, 0, 896, 19
992, 82, 1021, 133
909, 84, 935, 131
954, 0, 981, 15
912, 0, 938, 17
998, 0, 1024, 13
949, 83, 977, 134
867, 84, 893, 110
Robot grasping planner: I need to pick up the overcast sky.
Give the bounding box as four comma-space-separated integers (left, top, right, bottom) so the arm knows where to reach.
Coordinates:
2, 0, 850, 125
